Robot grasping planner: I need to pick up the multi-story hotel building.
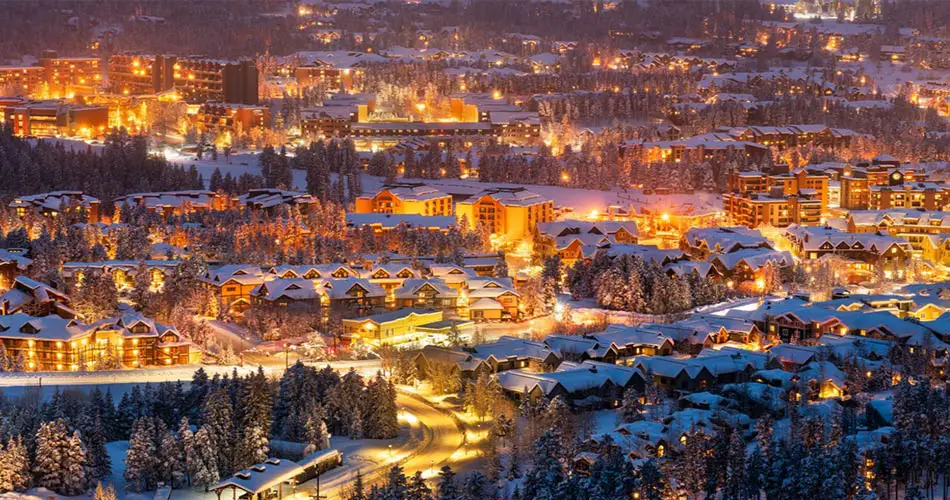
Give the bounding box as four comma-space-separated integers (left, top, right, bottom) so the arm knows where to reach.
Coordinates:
728, 168, 830, 211
0, 313, 199, 372
354, 183, 453, 216
39, 51, 101, 97
0, 66, 46, 96
108, 54, 258, 104
722, 192, 822, 228
456, 188, 555, 240
868, 182, 949, 211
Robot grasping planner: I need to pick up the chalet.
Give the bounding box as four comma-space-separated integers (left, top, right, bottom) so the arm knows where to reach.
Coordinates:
681, 227, 771, 259
249, 278, 327, 309
469, 337, 561, 372
9, 191, 100, 222
92, 313, 201, 367
465, 277, 521, 321
413, 344, 492, 381
543, 335, 619, 363
359, 264, 420, 294
63, 260, 180, 292
535, 220, 639, 264
0, 250, 31, 290
320, 278, 386, 315
0, 276, 73, 318
266, 264, 358, 280
236, 189, 318, 213
392, 278, 458, 311
708, 248, 794, 283
200, 265, 265, 313
494, 360, 643, 407
212, 452, 342, 500
585, 325, 675, 359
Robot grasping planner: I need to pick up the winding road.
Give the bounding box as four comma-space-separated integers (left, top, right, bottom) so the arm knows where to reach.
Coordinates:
298, 392, 466, 499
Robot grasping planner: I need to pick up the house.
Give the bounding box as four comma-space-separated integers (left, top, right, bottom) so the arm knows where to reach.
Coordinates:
681, 227, 771, 259
200, 265, 265, 313
535, 220, 639, 264
392, 278, 459, 311
585, 325, 675, 359
61, 260, 179, 292
494, 360, 643, 407
249, 278, 327, 309
236, 189, 318, 213
266, 264, 358, 280
465, 277, 521, 321
360, 264, 421, 296
213, 453, 342, 500
0, 276, 73, 318
113, 190, 230, 219
469, 337, 561, 372
92, 313, 201, 367
543, 335, 619, 363
708, 248, 794, 283
413, 344, 492, 381
0, 249, 32, 290
9, 191, 100, 222
345, 213, 457, 233
321, 278, 387, 316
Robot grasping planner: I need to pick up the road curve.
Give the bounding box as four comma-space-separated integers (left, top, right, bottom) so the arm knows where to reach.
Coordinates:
304, 392, 465, 499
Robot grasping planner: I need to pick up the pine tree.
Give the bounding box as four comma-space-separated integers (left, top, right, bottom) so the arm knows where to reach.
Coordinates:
34, 418, 86, 496
62, 430, 88, 496
201, 387, 235, 476
619, 388, 644, 423
635, 459, 669, 500
241, 424, 270, 465
408, 471, 432, 500
522, 431, 564, 500
436, 466, 460, 500
190, 427, 220, 490
93, 482, 118, 500
125, 417, 159, 492
160, 431, 187, 488
0, 435, 31, 492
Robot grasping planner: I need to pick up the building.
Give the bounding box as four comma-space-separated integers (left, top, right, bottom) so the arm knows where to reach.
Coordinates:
345, 213, 458, 234
62, 260, 180, 292
784, 225, 913, 282
535, 220, 639, 265
354, 183, 453, 216
194, 102, 270, 134
0, 250, 32, 291
722, 191, 821, 228
114, 190, 231, 218
728, 168, 830, 211
4, 102, 109, 138
0, 312, 198, 371
39, 51, 102, 97
9, 191, 100, 222
236, 189, 318, 213
456, 188, 555, 241
200, 265, 265, 314
869, 182, 950, 211
0, 66, 46, 96
341, 308, 447, 346
108, 54, 258, 104
0, 276, 72, 317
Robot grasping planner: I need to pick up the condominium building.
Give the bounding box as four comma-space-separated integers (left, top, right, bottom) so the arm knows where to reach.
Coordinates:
9, 191, 100, 222
722, 192, 821, 228
455, 187, 555, 240
354, 183, 453, 216
108, 54, 258, 104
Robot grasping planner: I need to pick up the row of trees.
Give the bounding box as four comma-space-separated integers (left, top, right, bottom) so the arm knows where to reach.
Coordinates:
566, 253, 732, 315
0, 129, 204, 215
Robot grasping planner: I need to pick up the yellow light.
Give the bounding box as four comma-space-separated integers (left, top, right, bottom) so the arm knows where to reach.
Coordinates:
755, 278, 765, 290
415, 103, 426, 112
492, 89, 502, 100
661, 212, 670, 222
132, 60, 141, 68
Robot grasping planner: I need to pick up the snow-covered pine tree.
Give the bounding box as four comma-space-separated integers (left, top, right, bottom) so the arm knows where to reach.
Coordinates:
160, 431, 187, 489
190, 427, 220, 490
125, 417, 159, 492
62, 430, 88, 496
33, 419, 74, 495
2, 436, 30, 492
241, 424, 270, 465
92, 481, 118, 500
